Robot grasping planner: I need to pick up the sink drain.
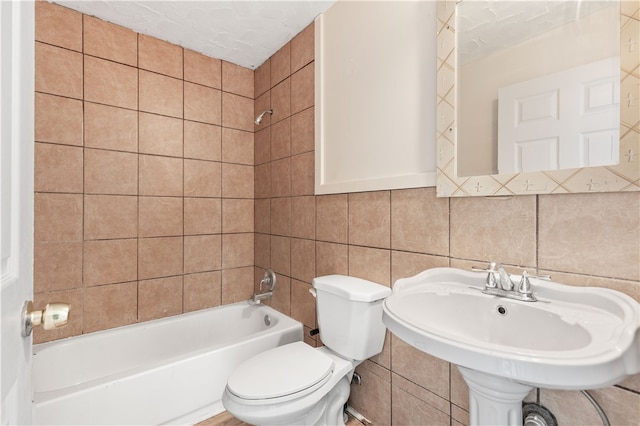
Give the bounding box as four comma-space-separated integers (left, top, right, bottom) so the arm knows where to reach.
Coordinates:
496, 305, 508, 315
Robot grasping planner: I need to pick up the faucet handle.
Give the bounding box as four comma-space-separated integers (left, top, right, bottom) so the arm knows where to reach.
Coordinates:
517, 271, 533, 295
471, 262, 500, 288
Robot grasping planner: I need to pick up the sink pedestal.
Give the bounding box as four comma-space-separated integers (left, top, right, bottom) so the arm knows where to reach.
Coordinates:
458, 366, 533, 426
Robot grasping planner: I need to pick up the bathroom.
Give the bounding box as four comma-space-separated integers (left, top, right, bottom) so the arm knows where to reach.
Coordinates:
2, 0, 639, 424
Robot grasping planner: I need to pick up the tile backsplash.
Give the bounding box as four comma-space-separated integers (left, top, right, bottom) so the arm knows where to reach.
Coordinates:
35, 2, 639, 425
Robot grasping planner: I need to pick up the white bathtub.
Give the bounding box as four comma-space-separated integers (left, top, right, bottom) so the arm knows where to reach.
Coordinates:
32, 301, 303, 425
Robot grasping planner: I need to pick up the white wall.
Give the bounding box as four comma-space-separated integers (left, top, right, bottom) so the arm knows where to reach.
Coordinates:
315, 0, 437, 194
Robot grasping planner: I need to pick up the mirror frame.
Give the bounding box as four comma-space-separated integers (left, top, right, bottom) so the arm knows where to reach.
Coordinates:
436, 0, 639, 197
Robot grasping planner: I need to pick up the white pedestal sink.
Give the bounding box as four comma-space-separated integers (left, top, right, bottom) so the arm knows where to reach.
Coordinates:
382, 267, 640, 426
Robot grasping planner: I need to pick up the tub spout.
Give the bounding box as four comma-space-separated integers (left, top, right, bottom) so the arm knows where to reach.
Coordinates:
250, 291, 273, 304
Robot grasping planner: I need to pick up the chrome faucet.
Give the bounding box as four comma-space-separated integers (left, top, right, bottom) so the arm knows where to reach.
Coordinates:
471, 262, 550, 302
250, 269, 276, 304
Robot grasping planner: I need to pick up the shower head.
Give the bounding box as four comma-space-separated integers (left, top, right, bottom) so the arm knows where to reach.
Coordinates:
255, 109, 273, 125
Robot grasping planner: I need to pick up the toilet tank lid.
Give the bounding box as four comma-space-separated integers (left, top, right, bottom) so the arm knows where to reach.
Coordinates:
313, 275, 392, 302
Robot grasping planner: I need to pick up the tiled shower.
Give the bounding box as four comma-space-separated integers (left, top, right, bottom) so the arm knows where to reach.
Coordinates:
34, 2, 639, 425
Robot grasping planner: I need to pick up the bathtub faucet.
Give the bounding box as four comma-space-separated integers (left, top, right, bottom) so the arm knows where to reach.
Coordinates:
250, 269, 276, 304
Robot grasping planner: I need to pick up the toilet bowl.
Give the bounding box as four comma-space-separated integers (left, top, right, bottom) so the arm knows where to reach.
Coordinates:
222, 275, 391, 426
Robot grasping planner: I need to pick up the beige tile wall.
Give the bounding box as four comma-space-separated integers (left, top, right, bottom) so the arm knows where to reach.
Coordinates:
33, 2, 256, 343
255, 20, 640, 426
35, 3, 640, 425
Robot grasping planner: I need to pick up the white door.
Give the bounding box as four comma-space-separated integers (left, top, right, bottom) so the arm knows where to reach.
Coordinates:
1, 0, 35, 424
498, 56, 620, 174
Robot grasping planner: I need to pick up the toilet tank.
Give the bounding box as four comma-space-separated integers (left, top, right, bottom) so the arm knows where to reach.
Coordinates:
313, 275, 392, 361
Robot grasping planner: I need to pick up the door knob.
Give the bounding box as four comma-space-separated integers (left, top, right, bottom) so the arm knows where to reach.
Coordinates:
22, 301, 70, 337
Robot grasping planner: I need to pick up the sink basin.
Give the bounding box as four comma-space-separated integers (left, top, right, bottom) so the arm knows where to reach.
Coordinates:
383, 267, 639, 390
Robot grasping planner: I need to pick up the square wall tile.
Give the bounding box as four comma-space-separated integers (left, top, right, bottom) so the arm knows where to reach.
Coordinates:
184, 82, 221, 125
271, 118, 291, 160
84, 56, 138, 110
270, 274, 291, 315
222, 128, 253, 165
84, 195, 137, 240
222, 164, 254, 199
315, 242, 348, 277
222, 92, 253, 132
34, 241, 82, 293
222, 199, 254, 233
291, 238, 315, 283
185, 121, 222, 161
139, 70, 183, 118
35, 42, 83, 99
391, 375, 451, 426
271, 158, 291, 198
255, 233, 271, 269
221, 267, 254, 304
139, 197, 183, 238
184, 198, 221, 235
391, 188, 449, 255
348, 246, 391, 286
254, 59, 271, 98
291, 107, 314, 155
184, 235, 222, 274
539, 192, 640, 281
255, 128, 271, 166
290, 196, 315, 240
84, 149, 138, 195
139, 155, 183, 197
84, 102, 138, 152
291, 63, 314, 114
222, 233, 254, 269
291, 279, 316, 328
139, 112, 183, 157
138, 34, 183, 79
291, 23, 314, 73
391, 335, 450, 400
255, 163, 271, 199
35, 2, 82, 51
271, 78, 291, 124
222, 61, 254, 98
316, 194, 348, 244
34, 193, 83, 242
35, 143, 83, 193
83, 239, 137, 286
291, 152, 314, 196
271, 236, 290, 275
391, 251, 449, 284
270, 43, 291, 87
35, 93, 83, 147
184, 159, 221, 198
349, 191, 391, 249
138, 276, 183, 322
270, 196, 291, 237
184, 49, 221, 89
254, 199, 270, 234
450, 195, 537, 267
83, 15, 137, 66
184, 271, 222, 312
350, 360, 392, 426
83, 282, 137, 333
138, 237, 184, 280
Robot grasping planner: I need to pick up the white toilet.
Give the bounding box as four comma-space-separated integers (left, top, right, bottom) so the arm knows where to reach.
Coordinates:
222, 275, 392, 425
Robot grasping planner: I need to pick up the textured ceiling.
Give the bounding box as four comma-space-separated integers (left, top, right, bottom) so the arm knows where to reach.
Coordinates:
457, 0, 616, 65
55, 0, 336, 69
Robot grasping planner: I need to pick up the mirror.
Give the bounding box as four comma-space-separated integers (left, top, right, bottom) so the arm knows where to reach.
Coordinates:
436, 0, 639, 197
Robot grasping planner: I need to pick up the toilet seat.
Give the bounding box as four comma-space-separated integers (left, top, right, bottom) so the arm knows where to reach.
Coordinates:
226, 342, 334, 403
